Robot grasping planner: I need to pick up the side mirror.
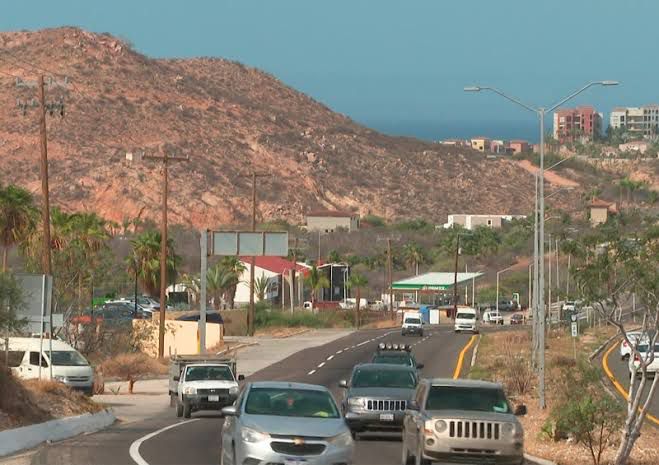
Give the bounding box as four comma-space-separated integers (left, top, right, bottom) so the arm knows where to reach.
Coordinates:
173, 375, 180, 382
405, 400, 419, 412
339, 380, 348, 389
514, 404, 527, 416
416, 363, 425, 370
238, 374, 245, 381
222, 405, 238, 417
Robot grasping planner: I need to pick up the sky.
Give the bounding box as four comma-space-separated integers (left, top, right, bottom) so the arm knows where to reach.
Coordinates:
2, 0, 658, 142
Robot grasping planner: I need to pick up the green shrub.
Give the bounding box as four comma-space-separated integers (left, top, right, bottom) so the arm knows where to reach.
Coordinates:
254, 304, 352, 329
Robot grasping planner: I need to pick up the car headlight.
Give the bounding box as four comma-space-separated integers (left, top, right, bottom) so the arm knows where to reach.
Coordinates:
329, 430, 353, 447
434, 420, 447, 433
229, 386, 239, 396
348, 397, 366, 409
53, 375, 67, 383
240, 426, 270, 443
183, 386, 197, 395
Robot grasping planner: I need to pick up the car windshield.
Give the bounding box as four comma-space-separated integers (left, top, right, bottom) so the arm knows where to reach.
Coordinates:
405, 318, 421, 324
636, 344, 659, 354
352, 368, 416, 388
372, 354, 413, 366
185, 365, 234, 381
50, 350, 89, 366
426, 386, 511, 413
456, 313, 475, 320
245, 387, 339, 418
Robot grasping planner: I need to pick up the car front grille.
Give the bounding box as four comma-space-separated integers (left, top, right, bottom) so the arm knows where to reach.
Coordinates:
67, 376, 90, 382
196, 388, 229, 395
449, 420, 500, 440
366, 399, 407, 411
270, 441, 326, 456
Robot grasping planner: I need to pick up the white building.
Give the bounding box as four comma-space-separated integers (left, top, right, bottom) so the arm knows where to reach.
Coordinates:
234, 257, 309, 305
610, 105, 659, 137
441, 214, 526, 230
306, 210, 360, 233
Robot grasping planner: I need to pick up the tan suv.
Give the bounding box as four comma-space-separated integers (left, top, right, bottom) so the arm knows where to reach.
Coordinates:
401, 379, 526, 465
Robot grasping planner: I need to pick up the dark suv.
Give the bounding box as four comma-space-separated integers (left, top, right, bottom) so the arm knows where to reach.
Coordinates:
371, 343, 424, 371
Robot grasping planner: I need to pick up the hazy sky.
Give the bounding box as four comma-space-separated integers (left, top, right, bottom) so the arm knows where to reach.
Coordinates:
2, 0, 657, 141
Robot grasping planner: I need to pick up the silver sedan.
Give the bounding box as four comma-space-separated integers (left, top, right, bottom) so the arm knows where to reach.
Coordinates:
220, 381, 354, 465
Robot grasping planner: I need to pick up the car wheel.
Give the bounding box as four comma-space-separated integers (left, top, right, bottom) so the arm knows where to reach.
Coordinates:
176, 401, 183, 418
183, 401, 192, 419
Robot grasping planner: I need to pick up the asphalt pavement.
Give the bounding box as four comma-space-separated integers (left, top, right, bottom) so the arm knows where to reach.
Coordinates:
601, 340, 659, 427
30, 326, 478, 465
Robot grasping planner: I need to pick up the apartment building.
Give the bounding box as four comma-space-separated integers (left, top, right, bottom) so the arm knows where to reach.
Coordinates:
609, 105, 659, 137
509, 140, 530, 154
470, 137, 490, 152
553, 106, 602, 141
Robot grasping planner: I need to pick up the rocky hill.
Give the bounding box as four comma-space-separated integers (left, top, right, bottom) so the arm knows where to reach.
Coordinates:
0, 27, 558, 228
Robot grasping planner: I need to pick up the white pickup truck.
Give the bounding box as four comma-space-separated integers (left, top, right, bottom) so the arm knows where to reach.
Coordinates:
170, 355, 244, 418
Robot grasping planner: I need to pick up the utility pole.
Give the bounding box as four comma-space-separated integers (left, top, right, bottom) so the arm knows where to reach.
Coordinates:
144, 152, 189, 358
37, 75, 53, 278
242, 170, 269, 337
387, 238, 393, 317
290, 236, 298, 313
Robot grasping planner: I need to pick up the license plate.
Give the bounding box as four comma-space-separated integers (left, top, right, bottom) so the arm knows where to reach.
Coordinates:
208, 395, 219, 402
380, 413, 394, 421
284, 459, 307, 465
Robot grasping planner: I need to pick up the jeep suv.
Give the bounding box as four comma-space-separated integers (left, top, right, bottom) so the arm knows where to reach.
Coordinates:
340, 363, 418, 438
402, 379, 526, 465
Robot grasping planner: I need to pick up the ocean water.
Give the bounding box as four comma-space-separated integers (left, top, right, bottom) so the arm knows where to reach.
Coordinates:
364, 119, 541, 143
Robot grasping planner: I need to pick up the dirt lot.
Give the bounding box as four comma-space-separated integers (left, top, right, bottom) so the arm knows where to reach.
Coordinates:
0, 369, 102, 431
470, 326, 659, 465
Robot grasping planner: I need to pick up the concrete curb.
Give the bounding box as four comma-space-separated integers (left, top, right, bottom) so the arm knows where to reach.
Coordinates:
589, 331, 622, 361
0, 410, 116, 457
524, 452, 558, 465
216, 341, 259, 356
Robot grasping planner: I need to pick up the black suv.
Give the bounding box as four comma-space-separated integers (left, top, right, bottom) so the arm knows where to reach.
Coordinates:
371, 343, 424, 371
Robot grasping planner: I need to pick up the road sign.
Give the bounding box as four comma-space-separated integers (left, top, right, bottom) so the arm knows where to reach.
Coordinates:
571, 321, 578, 337
210, 231, 288, 256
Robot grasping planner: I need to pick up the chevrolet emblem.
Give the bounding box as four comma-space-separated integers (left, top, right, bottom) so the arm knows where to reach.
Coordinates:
293, 438, 305, 445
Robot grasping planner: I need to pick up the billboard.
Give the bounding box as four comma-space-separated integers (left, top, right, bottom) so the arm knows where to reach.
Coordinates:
210, 231, 288, 257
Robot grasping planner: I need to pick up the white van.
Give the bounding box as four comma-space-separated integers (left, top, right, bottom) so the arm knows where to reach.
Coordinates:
2, 337, 94, 395
402, 311, 424, 337
454, 307, 479, 333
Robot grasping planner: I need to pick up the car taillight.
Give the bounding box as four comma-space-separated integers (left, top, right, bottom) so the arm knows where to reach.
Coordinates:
623, 341, 629, 347
634, 354, 640, 362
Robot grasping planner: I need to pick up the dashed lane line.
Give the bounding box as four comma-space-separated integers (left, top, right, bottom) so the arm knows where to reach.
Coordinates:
129, 419, 199, 465
308, 369, 316, 375
317, 362, 326, 368
327, 355, 334, 361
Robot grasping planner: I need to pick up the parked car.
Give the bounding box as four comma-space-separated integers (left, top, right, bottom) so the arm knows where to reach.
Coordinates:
498, 300, 518, 312
220, 381, 354, 465
510, 314, 525, 325
483, 310, 504, 325
176, 312, 224, 324
1, 337, 94, 395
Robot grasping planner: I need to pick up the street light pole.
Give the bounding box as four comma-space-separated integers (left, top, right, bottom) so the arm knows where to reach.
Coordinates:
496, 266, 514, 313
465, 80, 619, 410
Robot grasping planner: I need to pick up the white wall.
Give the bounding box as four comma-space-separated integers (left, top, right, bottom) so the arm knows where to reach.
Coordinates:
234, 264, 280, 304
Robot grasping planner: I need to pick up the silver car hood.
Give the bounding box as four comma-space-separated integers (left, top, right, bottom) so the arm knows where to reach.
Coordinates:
242, 414, 347, 437
426, 409, 517, 423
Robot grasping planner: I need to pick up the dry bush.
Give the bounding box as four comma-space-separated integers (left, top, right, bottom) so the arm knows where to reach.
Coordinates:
99, 353, 166, 394
0, 368, 50, 430
500, 333, 535, 397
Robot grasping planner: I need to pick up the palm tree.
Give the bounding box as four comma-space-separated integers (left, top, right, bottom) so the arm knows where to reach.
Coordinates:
328, 250, 342, 263
0, 184, 38, 271
304, 265, 330, 311
347, 273, 368, 328
126, 230, 180, 297
180, 273, 200, 305
206, 264, 239, 311
254, 274, 270, 301
219, 257, 246, 308
402, 242, 424, 275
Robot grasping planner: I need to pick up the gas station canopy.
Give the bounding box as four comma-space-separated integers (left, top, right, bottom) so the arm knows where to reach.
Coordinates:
392, 272, 483, 291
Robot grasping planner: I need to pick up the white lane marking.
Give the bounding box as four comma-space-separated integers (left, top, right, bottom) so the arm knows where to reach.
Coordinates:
344, 347, 350, 351
129, 419, 199, 465
318, 362, 326, 368
308, 369, 316, 375
327, 355, 334, 360
336, 350, 343, 354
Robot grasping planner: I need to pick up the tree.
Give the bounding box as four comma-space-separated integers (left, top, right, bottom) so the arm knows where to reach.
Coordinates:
126, 230, 180, 297
304, 265, 330, 310
328, 250, 342, 264
219, 257, 246, 309
572, 216, 659, 465
347, 273, 368, 328
402, 242, 424, 275
0, 185, 38, 272
254, 274, 269, 301
206, 263, 239, 311
0, 271, 26, 337
180, 273, 200, 305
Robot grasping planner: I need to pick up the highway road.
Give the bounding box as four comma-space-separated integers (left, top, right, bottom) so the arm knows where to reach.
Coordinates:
601, 340, 659, 427
31, 327, 477, 465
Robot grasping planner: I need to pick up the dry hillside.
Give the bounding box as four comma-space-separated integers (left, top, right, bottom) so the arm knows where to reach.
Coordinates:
0, 27, 566, 228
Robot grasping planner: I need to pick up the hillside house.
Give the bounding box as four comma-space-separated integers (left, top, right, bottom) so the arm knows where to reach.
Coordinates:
306, 210, 360, 233
588, 199, 618, 226
441, 214, 526, 230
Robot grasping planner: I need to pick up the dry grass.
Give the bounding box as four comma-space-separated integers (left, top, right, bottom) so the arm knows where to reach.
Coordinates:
470, 325, 659, 465
0, 368, 101, 432
361, 319, 400, 330
98, 352, 168, 394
